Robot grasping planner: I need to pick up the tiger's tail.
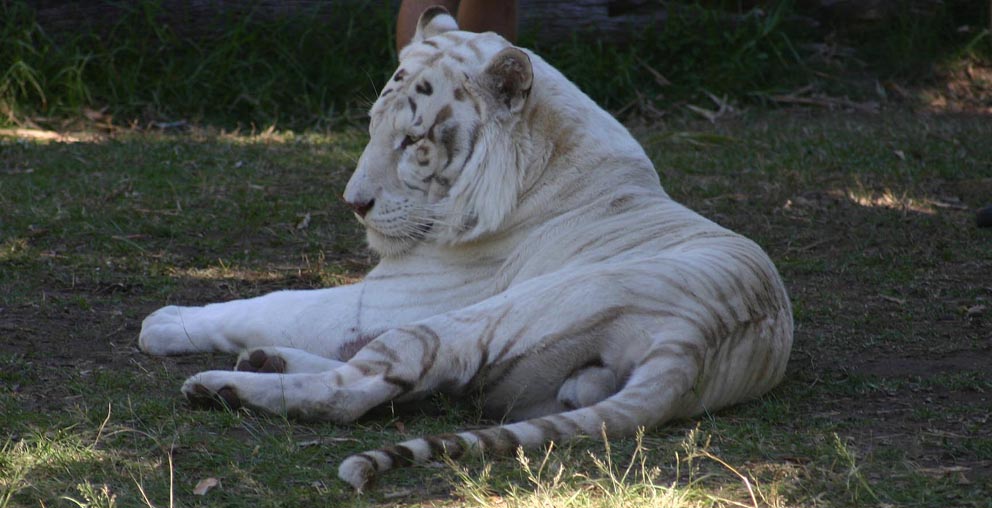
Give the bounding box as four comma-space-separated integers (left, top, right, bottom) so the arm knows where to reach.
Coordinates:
337, 350, 700, 492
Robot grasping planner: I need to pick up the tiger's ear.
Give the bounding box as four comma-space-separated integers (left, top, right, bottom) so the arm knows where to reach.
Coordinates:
412, 6, 459, 43
480, 47, 533, 114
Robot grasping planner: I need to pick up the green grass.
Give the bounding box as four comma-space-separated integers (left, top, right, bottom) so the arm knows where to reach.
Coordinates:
2, 0, 990, 129
0, 1, 397, 129
525, 0, 809, 111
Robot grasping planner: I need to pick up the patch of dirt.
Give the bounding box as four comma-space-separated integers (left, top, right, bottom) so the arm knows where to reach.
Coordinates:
853, 348, 992, 379
815, 373, 992, 483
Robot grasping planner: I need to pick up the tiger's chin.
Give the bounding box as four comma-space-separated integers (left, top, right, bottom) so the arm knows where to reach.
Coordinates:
365, 228, 419, 258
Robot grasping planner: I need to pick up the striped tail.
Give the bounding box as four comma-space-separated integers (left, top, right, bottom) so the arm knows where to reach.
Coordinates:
337, 352, 699, 491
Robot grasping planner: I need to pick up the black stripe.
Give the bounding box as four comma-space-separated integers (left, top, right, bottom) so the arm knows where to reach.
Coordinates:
466, 38, 484, 60
473, 430, 495, 451
547, 413, 582, 435
356, 453, 380, 471
425, 434, 465, 458
425, 436, 447, 455
382, 445, 415, 467
473, 427, 521, 455
383, 375, 414, 393
401, 324, 441, 378
492, 427, 521, 454
530, 418, 564, 442
365, 341, 401, 363
441, 434, 466, 458
416, 81, 434, 95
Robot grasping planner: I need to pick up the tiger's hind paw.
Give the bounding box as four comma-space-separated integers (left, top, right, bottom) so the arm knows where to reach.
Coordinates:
186, 383, 243, 411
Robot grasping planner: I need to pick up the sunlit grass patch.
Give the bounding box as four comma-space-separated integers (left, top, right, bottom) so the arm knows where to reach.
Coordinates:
443, 426, 802, 508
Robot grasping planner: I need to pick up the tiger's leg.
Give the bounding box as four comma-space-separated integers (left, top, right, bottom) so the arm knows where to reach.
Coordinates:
138, 285, 366, 357
557, 364, 619, 410
180, 265, 692, 421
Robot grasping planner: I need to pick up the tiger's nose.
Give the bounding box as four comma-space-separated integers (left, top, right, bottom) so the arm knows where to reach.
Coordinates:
344, 197, 375, 218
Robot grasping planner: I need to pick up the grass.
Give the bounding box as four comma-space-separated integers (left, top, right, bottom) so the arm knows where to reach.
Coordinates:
2, 1, 990, 129
0, 1, 398, 129
2, 108, 991, 506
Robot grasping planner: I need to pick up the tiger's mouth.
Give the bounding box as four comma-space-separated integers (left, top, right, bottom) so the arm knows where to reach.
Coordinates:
362, 219, 434, 242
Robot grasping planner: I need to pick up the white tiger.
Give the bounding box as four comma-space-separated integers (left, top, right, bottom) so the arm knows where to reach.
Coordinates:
138, 7, 793, 491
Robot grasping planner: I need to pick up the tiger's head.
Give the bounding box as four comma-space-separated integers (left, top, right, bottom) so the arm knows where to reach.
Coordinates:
342, 7, 534, 257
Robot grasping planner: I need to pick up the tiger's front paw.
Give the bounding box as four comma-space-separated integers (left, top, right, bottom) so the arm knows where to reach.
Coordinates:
181, 371, 290, 416
139, 306, 202, 355
139, 305, 239, 355
235, 349, 287, 373
234, 347, 346, 374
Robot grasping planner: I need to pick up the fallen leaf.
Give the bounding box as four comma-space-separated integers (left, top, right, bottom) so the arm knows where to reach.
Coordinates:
395, 421, 407, 434
193, 477, 220, 496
